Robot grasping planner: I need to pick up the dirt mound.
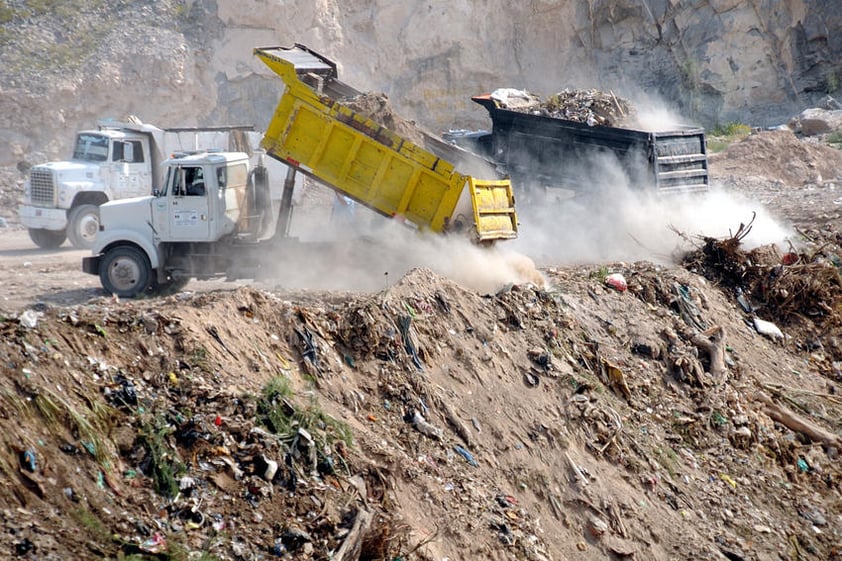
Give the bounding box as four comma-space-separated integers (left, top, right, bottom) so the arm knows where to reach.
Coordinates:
4, 262, 842, 560
709, 130, 842, 185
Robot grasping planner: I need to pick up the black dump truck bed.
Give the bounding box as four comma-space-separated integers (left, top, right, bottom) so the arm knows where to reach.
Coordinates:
450, 94, 709, 196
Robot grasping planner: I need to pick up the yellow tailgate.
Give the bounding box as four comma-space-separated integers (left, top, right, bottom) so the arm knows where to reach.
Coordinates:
469, 178, 518, 241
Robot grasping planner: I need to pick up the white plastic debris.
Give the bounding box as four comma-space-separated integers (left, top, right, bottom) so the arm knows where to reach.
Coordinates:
753, 317, 783, 340
490, 88, 539, 109
19, 309, 42, 329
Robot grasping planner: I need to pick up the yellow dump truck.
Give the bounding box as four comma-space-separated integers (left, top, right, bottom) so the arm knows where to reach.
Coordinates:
254, 44, 517, 242
82, 44, 518, 298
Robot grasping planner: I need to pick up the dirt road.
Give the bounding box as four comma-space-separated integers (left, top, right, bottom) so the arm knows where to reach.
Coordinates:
0, 227, 100, 313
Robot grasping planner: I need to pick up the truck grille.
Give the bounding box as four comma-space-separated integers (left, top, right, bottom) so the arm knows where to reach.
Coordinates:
29, 169, 55, 205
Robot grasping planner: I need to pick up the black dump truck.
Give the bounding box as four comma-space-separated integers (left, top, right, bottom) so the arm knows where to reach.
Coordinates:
446, 91, 710, 197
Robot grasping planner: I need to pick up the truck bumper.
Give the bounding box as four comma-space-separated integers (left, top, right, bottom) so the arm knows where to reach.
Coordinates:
82, 255, 101, 276
19, 205, 68, 231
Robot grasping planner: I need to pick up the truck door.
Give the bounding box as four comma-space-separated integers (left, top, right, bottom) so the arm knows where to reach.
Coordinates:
166, 165, 211, 241
112, 139, 151, 197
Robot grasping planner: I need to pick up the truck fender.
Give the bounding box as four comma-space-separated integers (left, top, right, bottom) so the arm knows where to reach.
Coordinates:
60, 181, 101, 207
91, 229, 160, 270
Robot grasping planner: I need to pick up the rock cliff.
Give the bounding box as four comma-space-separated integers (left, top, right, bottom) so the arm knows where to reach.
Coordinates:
1, 0, 839, 166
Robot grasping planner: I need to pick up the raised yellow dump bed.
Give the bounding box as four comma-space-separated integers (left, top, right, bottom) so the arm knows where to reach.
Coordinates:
254, 44, 517, 242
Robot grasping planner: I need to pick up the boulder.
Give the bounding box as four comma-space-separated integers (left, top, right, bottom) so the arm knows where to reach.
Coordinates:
790, 107, 842, 136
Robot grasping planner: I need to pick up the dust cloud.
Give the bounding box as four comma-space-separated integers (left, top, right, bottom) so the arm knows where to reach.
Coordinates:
259, 157, 794, 294
258, 193, 545, 294
510, 154, 794, 267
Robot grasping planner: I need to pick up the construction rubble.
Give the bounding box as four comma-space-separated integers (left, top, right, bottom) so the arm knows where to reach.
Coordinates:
489, 87, 636, 127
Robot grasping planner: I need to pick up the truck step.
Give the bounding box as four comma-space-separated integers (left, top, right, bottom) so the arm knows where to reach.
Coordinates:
656, 154, 708, 165
656, 169, 710, 180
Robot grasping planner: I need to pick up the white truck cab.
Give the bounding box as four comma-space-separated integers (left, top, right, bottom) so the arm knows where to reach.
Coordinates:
20, 126, 154, 249
84, 151, 269, 297
19, 119, 257, 249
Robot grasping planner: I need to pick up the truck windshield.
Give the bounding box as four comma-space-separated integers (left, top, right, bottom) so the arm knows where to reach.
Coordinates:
72, 134, 110, 162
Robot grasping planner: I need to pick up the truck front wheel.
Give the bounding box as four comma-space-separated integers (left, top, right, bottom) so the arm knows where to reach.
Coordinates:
99, 245, 152, 298
67, 204, 100, 249
28, 228, 67, 249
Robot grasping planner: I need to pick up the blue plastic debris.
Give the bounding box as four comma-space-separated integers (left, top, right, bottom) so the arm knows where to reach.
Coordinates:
21, 450, 37, 472
453, 445, 478, 467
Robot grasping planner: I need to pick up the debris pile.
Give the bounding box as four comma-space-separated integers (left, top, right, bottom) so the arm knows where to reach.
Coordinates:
4, 260, 842, 560
340, 92, 427, 145
491, 87, 636, 127
682, 214, 842, 368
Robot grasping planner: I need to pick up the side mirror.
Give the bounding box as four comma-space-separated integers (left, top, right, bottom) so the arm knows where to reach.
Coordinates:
152, 188, 161, 197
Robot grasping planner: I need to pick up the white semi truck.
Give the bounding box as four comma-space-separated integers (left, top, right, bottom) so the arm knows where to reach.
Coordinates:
19, 119, 258, 249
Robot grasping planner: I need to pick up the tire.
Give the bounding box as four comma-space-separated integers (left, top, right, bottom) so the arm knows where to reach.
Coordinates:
99, 245, 152, 298
67, 204, 100, 249
28, 228, 67, 249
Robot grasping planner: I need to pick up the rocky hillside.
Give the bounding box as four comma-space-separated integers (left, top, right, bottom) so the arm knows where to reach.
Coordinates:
1, 0, 840, 171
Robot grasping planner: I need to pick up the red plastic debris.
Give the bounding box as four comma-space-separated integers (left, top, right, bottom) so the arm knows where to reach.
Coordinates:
605, 273, 627, 292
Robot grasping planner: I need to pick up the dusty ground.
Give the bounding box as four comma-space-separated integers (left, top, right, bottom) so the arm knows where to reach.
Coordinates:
2, 130, 842, 561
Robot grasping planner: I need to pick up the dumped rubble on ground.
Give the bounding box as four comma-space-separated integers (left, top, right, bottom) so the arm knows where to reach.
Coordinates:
708, 129, 842, 185
3, 255, 842, 560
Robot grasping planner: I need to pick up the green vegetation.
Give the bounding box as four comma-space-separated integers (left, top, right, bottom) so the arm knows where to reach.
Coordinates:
257, 375, 353, 450
827, 131, 842, 149
189, 345, 210, 368
589, 265, 610, 283
138, 415, 184, 498
31, 388, 116, 468
0, 4, 14, 25
73, 507, 111, 542
0, 0, 127, 73
652, 445, 680, 477
707, 121, 752, 153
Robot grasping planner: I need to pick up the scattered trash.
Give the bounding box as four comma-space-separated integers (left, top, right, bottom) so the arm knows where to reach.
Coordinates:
19, 449, 37, 472
736, 288, 756, 313
753, 317, 783, 340
587, 515, 609, 538
139, 532, 167, 554
527, 348, 552, 370
453, 445, 478, 467
18, 309, 41, 329
14, 538, 35, 556
781, 252, 799, 265
406, 408, 443, 440
605, 273, 628, 292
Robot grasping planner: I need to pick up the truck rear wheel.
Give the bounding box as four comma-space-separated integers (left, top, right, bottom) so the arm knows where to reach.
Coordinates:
67, 204, 100, 249
28, 228, 67, 249
99, 245, 152, 298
